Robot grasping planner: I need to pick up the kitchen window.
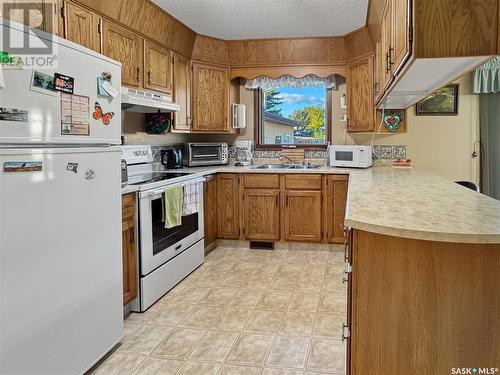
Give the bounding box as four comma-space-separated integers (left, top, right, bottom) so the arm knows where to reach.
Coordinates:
248, 75, 336, 149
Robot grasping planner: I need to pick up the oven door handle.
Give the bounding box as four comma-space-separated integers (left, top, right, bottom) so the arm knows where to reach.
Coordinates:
139, 177, 206, 198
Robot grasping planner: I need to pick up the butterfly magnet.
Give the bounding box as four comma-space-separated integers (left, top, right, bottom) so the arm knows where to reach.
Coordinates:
93, 102, 114, 125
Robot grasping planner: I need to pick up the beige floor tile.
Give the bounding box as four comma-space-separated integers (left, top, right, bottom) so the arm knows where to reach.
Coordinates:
247, 274, 274, 290
279, 311, 316, 336
125, 309, 161, 325
189, 330, 239, 362
262, 367, 302, 375
176, 361, 221, 375
212, 308, 254, 331
179, 306, 223, 329
297, 276, 324, 293
219, 364, 263, 375
245, 310, 285, 334
266, 335, 310, 369
229, 290, 264, 309
301, 264, 327, 277
227, 333, 274, 365
153, 328, 205, 359
307, 339, 345, 373
276, 263, 304, 278
262, 368, 303, 375
318, 293, 346, 314
149, 304, 195, 326
131, 357, 182, 375
313, 313, 345, 339
268, 276, 299, 291
288, 293, 320, 311
326, 263, 345, 277
198, 288, 238, 307
121, 322, 143, 343
322, 277, 346, 294
257, 291, 292, 311
218, 273, 250, 289
228, 262, 257, 275
172, 287, 212, 304
117, 325, 173, 355
92, 353, 145, 375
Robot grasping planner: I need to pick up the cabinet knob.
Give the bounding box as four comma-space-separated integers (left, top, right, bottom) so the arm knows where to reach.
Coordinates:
136, 67, 140, 83
147, 71, 151, 85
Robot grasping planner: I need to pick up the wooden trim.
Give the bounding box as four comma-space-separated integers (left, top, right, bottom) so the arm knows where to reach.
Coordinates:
230, 65, 347, 80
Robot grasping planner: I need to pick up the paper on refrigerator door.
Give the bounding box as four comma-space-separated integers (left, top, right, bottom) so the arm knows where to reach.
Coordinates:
0, 68, 5, 89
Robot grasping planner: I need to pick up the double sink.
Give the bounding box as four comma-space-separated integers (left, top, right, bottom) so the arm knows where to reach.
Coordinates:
252, 164, 321, 170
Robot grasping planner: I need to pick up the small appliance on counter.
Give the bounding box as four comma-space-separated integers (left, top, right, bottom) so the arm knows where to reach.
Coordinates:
329, 145, 373, 168
161, 146, 183, 169
184, 142, 228, 166
234, 140, 253, 166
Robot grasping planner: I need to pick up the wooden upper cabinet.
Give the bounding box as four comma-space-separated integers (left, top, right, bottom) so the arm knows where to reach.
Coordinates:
381, 2, 393, 87
391, 0, 410, 74
374, 34, 383, 102
347, 57, 375, 132
243, 189, 280, 241
283, 190, 322, 243
101, 20, 143, 88
4, 0, 58, 34
217, 174, 240, 239
62, 1, 100, 52
191, 62, 230, 132
172, 53, 192, 132
325, 175, 349, 243
144, 40, 172, 94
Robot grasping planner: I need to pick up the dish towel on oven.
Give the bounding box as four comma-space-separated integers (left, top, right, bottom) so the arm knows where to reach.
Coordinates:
162, 185, 183, 228
182, 181, 200, 215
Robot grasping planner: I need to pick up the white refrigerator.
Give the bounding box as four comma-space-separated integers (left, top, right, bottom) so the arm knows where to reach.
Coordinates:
0, 19, 123, 374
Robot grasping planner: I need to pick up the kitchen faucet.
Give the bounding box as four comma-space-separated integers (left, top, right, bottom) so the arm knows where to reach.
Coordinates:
279, 153, 300, 165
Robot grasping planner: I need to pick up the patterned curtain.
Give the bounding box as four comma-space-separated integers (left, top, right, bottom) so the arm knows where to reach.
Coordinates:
473, 57, 500, 94
245, 74, 337, 90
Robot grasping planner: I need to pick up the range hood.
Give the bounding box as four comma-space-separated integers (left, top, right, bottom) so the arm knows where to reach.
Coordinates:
121, 86, 180, 113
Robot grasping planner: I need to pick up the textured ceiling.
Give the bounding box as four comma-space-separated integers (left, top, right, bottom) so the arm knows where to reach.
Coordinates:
152, 0, 368, 40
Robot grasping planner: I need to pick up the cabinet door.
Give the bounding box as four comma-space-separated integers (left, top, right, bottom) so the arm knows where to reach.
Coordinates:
122, 218, 137, 305
243, 189, 280, 241
391, 0, 410, 74
62, 1, 100, 52
192, 63, 229, 132
347, 57, 375, 132
325, 175, 349, 243
102, 20, 143, 88
4, 0, 58, 34
204, 175, 218, 248
144, 40, 172, 94
217, 174, 240, 239
374, 33, 384, 103
283, 190, 322, 243
172, 53, 192, 132
381, 2, 393, 87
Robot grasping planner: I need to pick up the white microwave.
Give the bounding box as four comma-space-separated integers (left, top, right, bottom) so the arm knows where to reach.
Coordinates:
329, 145, 373, 168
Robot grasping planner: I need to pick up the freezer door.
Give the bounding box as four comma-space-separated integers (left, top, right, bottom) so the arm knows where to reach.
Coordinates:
0, 147, 123, 375
0, 20, 121, 145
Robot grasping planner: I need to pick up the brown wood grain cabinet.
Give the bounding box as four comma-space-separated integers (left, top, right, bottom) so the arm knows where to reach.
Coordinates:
144, 40, 172, 94
172, 53, 192, 132
283, 190, 322, 243
325, 175, 349, 243
243, 189, 280, 241
390, 0, 410, 74
101, 20, 143, 88
216, 173, 240, 239
122, 193, 137, 305
61, 1, 100, 52
191, 62, 230, 132
347, 57, 375, 132
348, 229, 500, 375
203, 174, 218, 249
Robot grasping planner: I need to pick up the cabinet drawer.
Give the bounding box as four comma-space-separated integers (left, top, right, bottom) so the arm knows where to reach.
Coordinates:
285, 175, 322, 190
244, 174, 280, 189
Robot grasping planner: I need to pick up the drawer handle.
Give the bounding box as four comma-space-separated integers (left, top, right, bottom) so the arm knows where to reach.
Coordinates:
175, 244, 182, 251
275, 195, 279, 208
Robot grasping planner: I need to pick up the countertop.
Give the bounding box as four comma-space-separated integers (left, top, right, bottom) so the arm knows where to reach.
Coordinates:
122, 164, 500, 244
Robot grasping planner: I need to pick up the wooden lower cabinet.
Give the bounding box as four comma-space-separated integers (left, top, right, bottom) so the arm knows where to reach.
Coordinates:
283, 190, 322, 242
243, 189, 280, 241
216, 174, 240, 239
325, 175, 349, 243
349, 229, 500, 374
203, 174, 217, 248
122, 193, 137, 305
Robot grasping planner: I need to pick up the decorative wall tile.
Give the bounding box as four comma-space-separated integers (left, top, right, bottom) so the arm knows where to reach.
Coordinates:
372, 145, 407, 160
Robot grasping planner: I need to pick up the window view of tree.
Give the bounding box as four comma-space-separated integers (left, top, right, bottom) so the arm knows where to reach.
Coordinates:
262, 86, 327, 145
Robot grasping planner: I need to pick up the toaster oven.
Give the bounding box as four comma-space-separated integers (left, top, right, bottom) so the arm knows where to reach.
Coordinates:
184, 143, 229, 166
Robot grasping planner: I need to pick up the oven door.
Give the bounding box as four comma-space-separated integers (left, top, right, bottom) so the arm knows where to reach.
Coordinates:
188, 144, 222, 165
138, 179, 205, 276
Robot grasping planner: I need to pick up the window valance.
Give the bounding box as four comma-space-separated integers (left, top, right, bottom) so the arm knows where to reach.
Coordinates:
473, 57, 500, 94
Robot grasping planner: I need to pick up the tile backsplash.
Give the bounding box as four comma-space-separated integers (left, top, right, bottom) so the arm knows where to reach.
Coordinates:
371, 145, 407, 160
